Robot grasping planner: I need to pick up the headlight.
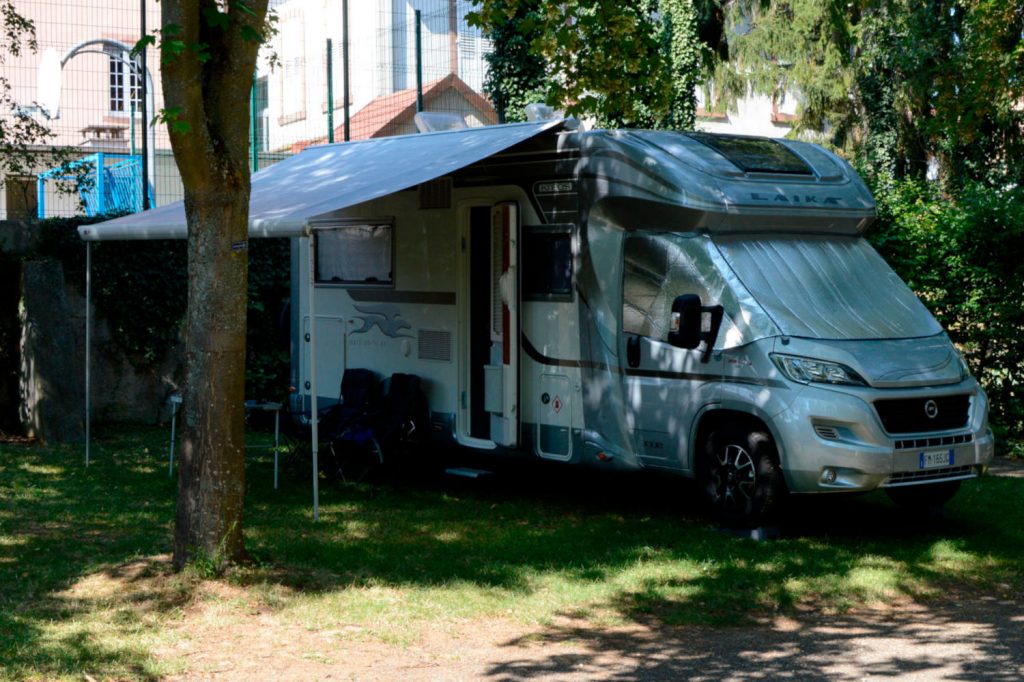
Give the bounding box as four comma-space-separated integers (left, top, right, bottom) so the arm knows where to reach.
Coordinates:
770, 353, 867, 386
953, 348, 972, 382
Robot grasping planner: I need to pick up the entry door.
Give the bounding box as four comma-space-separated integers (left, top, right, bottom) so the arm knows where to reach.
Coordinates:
302, 315, 346, 404
488, 202, 519, 447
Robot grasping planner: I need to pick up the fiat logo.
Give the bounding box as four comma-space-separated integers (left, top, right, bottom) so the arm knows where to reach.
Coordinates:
924, 399, 939, 419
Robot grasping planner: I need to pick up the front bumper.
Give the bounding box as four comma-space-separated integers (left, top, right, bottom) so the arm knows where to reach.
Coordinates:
776, 383, 994, 494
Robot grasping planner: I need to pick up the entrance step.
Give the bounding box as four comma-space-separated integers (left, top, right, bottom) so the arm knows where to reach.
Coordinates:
444, 467, 494, 479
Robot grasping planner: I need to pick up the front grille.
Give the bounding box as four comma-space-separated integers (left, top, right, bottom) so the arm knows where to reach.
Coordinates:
895, 433, 974, 450
874, 394, 970, 434
884, 465, 977, 487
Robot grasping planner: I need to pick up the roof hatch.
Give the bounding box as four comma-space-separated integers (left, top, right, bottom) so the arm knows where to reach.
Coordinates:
686, 132, 813, 175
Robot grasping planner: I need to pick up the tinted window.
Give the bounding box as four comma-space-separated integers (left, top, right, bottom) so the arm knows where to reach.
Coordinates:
523, 227, 573, 299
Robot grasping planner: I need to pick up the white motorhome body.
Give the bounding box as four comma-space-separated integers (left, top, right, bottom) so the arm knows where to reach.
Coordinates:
288, 121, 994, 511
82, 119, 995, 522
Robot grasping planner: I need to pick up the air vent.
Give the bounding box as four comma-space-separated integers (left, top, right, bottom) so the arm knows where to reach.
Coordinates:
419, 177, 452, 209
418, 329, 451, 361
813, 425, 840, 440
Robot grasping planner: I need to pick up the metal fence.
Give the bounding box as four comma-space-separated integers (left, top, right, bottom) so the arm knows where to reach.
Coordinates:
6, 0, 493, 219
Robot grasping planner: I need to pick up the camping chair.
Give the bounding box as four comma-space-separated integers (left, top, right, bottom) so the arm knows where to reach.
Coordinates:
373, 372, 430, 455
322, 368, 382, 481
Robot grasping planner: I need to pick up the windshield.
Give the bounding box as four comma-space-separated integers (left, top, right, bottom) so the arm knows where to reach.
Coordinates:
714, 235, 942, 340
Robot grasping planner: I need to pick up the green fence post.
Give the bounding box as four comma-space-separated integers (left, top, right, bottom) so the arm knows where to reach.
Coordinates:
327, 39, 335, 143
415, 9, 424, 112
250, 75, 258, 173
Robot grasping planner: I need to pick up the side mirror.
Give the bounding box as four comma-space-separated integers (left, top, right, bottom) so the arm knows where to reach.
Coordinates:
668, 294, 702, 349
668, 294, 725, 362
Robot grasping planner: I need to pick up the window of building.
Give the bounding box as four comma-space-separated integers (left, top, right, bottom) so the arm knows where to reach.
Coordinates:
523, 225, 573, 301
315, 222, 393, 286
253, 76, 270, 153
109, 55, 141, 114
456, 0, 493, 93
278, 16, 306, 122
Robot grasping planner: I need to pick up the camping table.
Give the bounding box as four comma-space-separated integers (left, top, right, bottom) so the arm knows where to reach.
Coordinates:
168, 397, 282, 489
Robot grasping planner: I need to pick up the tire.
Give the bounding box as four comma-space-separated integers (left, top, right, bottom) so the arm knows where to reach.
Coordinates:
885, 480, 961, 509
699, 426, 784, 527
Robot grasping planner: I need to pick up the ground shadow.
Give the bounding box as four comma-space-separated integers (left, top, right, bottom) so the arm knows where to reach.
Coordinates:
485, 597, 1024, 680
2, 424, 1022, 679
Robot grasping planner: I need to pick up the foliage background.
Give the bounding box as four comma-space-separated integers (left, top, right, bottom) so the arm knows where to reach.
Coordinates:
867, 180, 1024, 452
474, 0, 1022, 453
37, 216, 291, 405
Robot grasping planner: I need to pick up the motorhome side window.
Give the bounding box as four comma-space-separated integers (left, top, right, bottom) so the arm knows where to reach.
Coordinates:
523, 225, 573, 301
315, 222, 393, 286
622, 234, 710, 341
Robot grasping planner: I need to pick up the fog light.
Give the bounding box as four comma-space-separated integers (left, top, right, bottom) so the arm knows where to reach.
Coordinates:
821, 467, 838, 484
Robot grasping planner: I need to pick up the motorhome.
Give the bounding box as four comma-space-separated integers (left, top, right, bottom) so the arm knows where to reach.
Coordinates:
81, 116, 995, 525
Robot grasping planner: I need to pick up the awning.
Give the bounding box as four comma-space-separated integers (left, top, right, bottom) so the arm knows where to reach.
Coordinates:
78, 119, 565, 241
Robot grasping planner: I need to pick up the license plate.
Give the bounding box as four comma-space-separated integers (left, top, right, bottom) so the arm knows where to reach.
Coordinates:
919, 449, 954, 469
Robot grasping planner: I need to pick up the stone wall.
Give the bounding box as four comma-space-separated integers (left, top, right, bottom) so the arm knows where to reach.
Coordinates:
1, 220, 181, 442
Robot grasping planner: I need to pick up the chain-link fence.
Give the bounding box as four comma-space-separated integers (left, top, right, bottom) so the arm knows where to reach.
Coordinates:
4, 0, 493, 219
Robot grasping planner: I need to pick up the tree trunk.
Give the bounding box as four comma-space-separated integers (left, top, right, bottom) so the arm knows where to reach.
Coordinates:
173, 183, 250, 570
161, 0, 269, 572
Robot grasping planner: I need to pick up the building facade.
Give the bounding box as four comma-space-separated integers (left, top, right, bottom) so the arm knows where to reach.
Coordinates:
3, 0, 493, 219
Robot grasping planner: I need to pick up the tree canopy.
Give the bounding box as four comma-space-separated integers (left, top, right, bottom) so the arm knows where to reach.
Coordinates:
0, 1, 62, 192
715, 0, 1024, 187
471, 0, 710, 129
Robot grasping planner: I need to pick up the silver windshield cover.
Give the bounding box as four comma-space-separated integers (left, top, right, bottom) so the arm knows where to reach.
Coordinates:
713, 235, 942, 341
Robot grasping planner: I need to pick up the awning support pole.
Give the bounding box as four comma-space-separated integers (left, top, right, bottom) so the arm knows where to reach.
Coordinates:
308, 234, 319, 522
85, 241, 91, 466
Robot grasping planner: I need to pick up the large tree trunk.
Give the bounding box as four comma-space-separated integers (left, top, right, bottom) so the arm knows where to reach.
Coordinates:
161, 0, 269, 571
174, 184, 250, 570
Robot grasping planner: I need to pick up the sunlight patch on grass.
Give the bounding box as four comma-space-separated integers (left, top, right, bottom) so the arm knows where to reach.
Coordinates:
925, 539, 979, 570
18, 462, 66, 476
3, 426, 1024, 676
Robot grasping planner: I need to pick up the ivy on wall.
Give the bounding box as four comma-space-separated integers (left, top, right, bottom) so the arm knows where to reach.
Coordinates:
37, 216, 291, 403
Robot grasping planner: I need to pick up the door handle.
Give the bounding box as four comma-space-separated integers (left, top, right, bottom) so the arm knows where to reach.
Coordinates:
626, 335, 641, 368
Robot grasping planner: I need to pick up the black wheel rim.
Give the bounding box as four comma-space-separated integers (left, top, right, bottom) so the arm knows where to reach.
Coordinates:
711, 443, 756, 507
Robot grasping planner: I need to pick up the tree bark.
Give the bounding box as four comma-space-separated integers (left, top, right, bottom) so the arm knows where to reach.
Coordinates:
161, 0, 269, 571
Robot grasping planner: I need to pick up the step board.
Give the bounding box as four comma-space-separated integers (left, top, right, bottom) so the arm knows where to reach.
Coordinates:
444, 467, 494, 479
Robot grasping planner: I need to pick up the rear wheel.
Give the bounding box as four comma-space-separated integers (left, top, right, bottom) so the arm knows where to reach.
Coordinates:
885, 480, 961, 509
700, 426, 784, 527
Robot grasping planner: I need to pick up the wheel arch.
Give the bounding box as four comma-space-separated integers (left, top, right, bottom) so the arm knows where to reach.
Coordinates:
691, 408, 785, 470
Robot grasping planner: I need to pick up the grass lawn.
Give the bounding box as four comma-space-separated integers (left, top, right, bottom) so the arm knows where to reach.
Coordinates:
1, 424, 1021, 680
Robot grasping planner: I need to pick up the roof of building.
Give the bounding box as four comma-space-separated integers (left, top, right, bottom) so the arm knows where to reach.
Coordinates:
290, 73, 498, 153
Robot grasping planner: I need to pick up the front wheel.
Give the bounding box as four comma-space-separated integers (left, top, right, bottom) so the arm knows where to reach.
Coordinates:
885, 480, 961, 509
699, 426, 784, 527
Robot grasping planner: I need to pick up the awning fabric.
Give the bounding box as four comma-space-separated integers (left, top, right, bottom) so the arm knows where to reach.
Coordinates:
78, 119, 564, 241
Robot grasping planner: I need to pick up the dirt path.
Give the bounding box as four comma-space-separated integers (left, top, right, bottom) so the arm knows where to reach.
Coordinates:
160, 596, 1023, 681
156, 460, 1024, 681
988, 456, 1024, 478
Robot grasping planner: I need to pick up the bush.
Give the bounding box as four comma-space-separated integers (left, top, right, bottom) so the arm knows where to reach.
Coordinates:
38, 216, 291, 404
867, 179, 1024, 453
